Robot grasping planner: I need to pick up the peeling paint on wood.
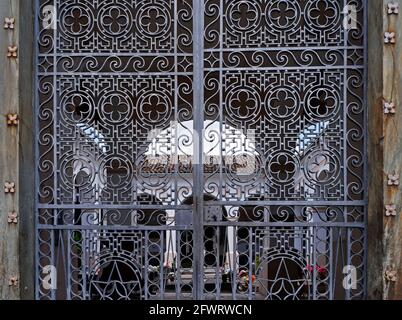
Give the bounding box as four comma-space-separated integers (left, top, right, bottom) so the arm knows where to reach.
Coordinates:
383, 0, 402, 300
0, 0, 20, 300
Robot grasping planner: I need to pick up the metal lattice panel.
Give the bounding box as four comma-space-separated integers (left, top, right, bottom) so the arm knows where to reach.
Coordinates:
35, 0, 367, 300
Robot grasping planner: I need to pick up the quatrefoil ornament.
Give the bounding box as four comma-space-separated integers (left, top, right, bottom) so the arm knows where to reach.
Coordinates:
7, 46, 18, 58
8, 211, 18, 224
8, 276, 18, 287
4, 17, 15, 29
7, 113, 18, 126
388, 3, 399, 15
385, 205, 397, 217
388, 173, 400, 186
384, 32, 396, 44
385, 269, 397, 282
4, 182, 15, 194
384, 101, 396, 114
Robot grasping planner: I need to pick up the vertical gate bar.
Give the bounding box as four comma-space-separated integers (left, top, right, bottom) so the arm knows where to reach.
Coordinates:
312, 227, 317, 300
174, 0, 179, 206
329, 227, 334, 300
332, 226, 341, 299
50, 228, 55, 300
66, 230, 72, 300
248, 227, 253, 300
342, 0, 348, 203
175, 231, 180, 299
193, 0, 205, 300
219, 0, 223, 198
231, 226, 237, 300
309, 227, 314, 299
216, 226, 221, 300
363, 0, 369, 300
160, 231, 165, 299
82, 230, 87, 300
144, 231, 149, 300
52, 0, 58, 299
346, 227, 352, 300
34, 0, 40, 300
52, 0, 58, 212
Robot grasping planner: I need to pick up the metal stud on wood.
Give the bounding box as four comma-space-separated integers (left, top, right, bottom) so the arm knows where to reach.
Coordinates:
6, 113, 19, 126
7, 46, 18, 58
384, 101, 396, 114
388, 2, 399, 15
3, 17, 15, 29
387, 173, 400, 186
8, 276, 18, 287
385, 269, 397, 282
385, 205, 397, 217
7, 211, 18, 224
4, 182, 15, 194
384, 32, 396, 44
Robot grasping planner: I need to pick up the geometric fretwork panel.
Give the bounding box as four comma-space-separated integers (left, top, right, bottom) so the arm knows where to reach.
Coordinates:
57, 76, 178, 204
37, 0, 194, 206
58, 0, 179, 53
204, 0, 365, 203
219, 0, 351, 48
205, 70, 346, 201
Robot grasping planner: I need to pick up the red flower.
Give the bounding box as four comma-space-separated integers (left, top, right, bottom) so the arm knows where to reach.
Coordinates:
306, 265, 315, 273
316, 266, 328, 276
305, 264, 328, 276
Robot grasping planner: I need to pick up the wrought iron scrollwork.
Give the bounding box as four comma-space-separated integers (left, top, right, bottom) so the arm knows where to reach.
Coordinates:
36, 0, 367, 300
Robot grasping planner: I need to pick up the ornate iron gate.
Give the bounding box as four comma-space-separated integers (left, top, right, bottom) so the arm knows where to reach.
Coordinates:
35, 0, 367, 300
